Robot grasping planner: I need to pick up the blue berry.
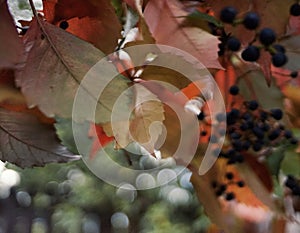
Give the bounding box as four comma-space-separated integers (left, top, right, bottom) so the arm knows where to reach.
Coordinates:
259, 28, 276, 46
227, 37, 241, 51
272, 53, 288, 67
242, 45, 260, 62
290, 3, 300, 16
229, 85, 239, 95
270, 108, 283, 120
220, 6, 238, 23
243, 12, 260, 30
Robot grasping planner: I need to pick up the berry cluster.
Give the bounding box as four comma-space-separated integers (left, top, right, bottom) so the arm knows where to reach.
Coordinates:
199, 85, 299, 166
285, 175, 300, 196
217, 5, 299, 68
211, 172, 245, 201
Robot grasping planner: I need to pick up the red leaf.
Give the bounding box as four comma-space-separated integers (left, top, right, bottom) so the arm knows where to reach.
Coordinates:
43, 0, 122, 54
143, 0, 222, 69
0, 1, 24, 68
88, 123, 114, 159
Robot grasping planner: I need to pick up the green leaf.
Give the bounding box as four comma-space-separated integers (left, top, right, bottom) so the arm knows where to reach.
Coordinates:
281, 149, 300, 177
280, 35, 300, 71
186, 10, 223, 28
238, 70, 284, 109
54, 118, 94, 155
266, 147, 286, 177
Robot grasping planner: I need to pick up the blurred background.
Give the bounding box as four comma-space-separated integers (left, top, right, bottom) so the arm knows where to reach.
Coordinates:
0, 160, 210, 233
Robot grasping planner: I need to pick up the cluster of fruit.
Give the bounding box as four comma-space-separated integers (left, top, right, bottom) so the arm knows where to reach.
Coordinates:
217, 3, 300, 71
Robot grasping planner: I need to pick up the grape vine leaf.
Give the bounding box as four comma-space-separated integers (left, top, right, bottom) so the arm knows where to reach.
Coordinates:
0, 0, 24, 68
0, 107, 80, 168
42, 0, 121, 54
15, 18, 131, 123
143, 0, 222, 69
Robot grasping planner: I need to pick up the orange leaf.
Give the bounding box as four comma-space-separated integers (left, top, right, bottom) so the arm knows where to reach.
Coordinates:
43, 0, 121, 54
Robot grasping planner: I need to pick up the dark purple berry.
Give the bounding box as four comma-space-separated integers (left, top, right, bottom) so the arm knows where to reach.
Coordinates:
225, 192, 235, 201
235, 154, 244, 163
240, 123, 248, 131
292, 186, 300, 196
290, 71, 298, 78
259, 28, 276, 46
211, 181, 218, 189
243, 12, 260, 30
270, 108, 283, 120
230, 132, 242, 139
272, 53, 288, 67
220, 6, 238, 23
197, 112, 205, 120
273, 44, 286, 54
290, 138, 298, 145
242, 45, 260, 62
285, 176, 297, 189
242, 140, 251, 150
284, 130, 292, 139
268, 129, 281, 140
247, 100, 259, 110
237, 180, 245, 187
200, 130, 207, 136
227, 37, 241, 51
232, 140, 243, 151
290, 3, 300, 16
229, 85, 239, 95
225, 172, 234, 180
59, 21, 69, 30
252, 141, 262, 151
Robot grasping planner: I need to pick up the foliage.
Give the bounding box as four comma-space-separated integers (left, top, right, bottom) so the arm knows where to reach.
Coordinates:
0, 0, 300, 232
